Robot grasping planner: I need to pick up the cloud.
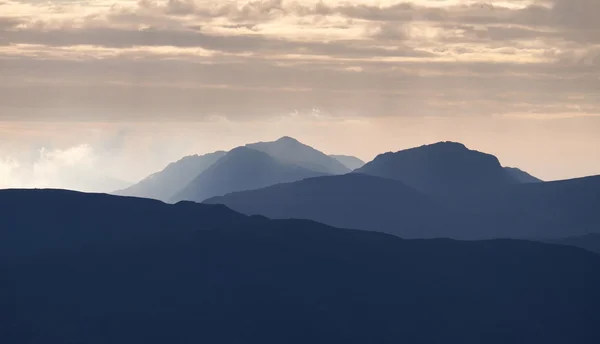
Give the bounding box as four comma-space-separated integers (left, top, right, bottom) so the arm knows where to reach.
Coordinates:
1, 53, 597, 123
0, 16, 22, 29
0, 0, 598, 123
0, 157, 21, 189
0, 144, 132, 192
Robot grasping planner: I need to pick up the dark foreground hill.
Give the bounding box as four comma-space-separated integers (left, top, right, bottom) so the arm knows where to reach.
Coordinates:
172, 147, 326, 203
115, 151, 226, 202
2, 189, 600, 343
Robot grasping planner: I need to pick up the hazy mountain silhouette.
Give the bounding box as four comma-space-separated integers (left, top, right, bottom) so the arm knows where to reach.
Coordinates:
246, 136, 350, 174
355, 142, 518, 196
115, 151, 226, 202
547, 234, 600, 254
330, 155, 365, 170
206, 173, 600, 240
505, 167, 543, 183
206, 173, 447, 237
3, 189, 600, 343
172, 147, 327, 203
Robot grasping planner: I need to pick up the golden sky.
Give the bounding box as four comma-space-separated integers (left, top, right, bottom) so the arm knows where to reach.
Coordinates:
1, 0, 599, 190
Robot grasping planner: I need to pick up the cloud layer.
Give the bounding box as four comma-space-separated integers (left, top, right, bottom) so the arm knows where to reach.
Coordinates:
0, 0, 598, 121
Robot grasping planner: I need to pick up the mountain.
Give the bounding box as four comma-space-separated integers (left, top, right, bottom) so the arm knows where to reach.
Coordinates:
446, 175, 600, 238
548, 234, 600, 254
205, 174, 600, 240
114, 151, 226, 202
355, 141, 518, 197
206, 174, 446, 237
330, 155, 365, 170
246, 136, 350, 174
3, 189, 600, 343
505, 167, 543, 183
172, 147, 327, 203
0, 189, 247, 259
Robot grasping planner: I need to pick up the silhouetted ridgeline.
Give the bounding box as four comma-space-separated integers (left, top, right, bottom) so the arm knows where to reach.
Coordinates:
3, 189, 600, 343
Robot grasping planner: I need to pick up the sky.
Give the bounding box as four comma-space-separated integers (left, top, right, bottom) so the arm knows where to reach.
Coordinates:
1, 0, 599, 191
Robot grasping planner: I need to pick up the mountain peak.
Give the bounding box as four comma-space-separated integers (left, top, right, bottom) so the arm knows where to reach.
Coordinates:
275, 136, 301, 144
228, 146, 259, 155
356, 141, 515, 196
428, 141, 468, 150
246, 137, 350, 175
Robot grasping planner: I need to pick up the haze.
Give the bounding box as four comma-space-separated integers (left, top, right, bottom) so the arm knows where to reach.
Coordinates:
1, 0, 599, 192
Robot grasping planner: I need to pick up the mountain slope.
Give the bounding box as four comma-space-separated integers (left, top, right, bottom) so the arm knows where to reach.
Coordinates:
330, 155, 365, 170
205, 173, 447, 238
115, 151, 226, 201
205, 174, 600, 240
504, 167, 543, 183
355, 141, 518, 196
246, 136, 350, 174
172, 147, 327, 203
548, 233, 600, 254
2, 189, 600, 344
449, 175, 600, 238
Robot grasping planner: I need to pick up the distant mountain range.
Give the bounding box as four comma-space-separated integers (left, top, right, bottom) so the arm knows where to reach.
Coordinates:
3, 189, 600, 343
206, 141, 600, 240
111, 138, 600, 241
115, 137, 358, 203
